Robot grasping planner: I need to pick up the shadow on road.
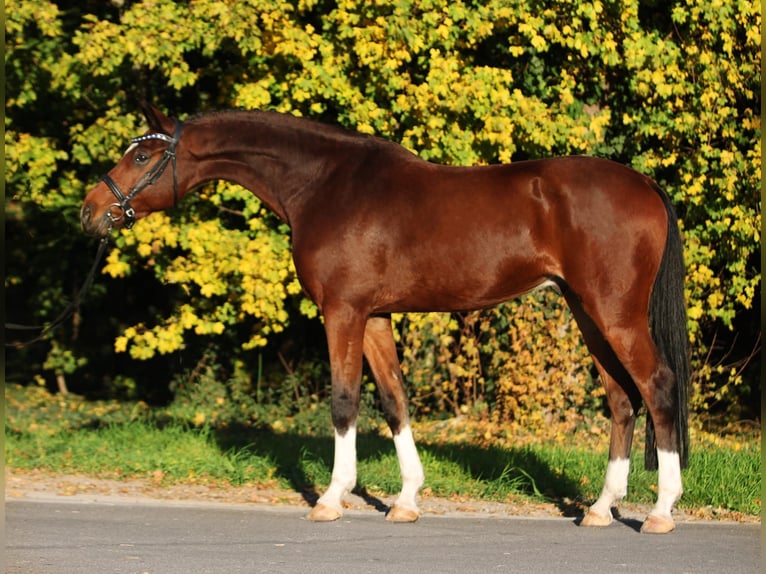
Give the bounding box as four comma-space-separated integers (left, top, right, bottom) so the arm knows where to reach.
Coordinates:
212, 425, 587, 519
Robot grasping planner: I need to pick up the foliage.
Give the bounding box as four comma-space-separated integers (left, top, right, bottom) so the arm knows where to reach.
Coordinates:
5, 388, 281, 487
397, 291, 606, 438
5, 381, 150, 437
5, 0, 760, 429
103, 182, 304, 358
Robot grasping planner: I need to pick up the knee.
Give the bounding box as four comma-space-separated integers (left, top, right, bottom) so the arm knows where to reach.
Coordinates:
379, 390, 408, 435
332, 388, 360, 432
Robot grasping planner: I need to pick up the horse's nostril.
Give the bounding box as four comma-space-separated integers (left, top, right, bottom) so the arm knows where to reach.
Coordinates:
80, 204, 92, 227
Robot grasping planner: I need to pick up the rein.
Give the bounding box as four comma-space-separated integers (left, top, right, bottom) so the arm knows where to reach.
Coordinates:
101, 119, 183, 229
5, 236, 111, 348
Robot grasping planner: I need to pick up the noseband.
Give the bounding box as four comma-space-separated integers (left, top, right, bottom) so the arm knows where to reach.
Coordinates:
101, 119, 184, 229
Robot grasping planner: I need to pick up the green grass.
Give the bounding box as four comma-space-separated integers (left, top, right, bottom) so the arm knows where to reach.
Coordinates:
5, 384, 761, 517
7, 422, 281, 486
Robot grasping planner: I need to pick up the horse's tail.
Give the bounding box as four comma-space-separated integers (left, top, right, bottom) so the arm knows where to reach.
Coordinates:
644, 186, 690, 471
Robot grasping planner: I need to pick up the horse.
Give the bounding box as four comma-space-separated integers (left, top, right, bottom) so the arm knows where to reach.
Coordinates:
81, 104, 690, 534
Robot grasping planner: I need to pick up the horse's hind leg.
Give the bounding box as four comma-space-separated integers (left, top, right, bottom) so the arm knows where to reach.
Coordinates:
581, 357, 641, 527
363, 315, 424, 522
636, 359, 684, 534
565, 297, 640, 527
566, 291, 682, 533
607, 332, 682, 534
307, 303, 367, 522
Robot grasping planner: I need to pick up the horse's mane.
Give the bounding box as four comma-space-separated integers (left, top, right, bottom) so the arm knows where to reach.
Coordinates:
187, 108, 391, 149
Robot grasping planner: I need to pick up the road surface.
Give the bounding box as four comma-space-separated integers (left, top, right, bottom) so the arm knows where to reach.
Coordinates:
6, 497, 760, 574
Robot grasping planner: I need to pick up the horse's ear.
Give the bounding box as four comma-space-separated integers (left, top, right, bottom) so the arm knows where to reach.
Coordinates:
140, 102, 174, 135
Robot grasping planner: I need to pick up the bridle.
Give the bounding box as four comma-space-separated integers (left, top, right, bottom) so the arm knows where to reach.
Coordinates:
101, 119, 184, 230
7, 119, 184, 347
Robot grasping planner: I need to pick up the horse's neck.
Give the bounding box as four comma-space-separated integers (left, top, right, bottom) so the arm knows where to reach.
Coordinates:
187, 114, 342, 223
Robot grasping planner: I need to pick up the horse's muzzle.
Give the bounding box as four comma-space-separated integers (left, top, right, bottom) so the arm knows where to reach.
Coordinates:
80, 202, 110, 237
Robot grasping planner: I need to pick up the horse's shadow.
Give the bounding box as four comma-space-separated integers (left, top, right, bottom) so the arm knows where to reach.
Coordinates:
213, 425, 397, 512
610, 510, 644, 532
212, 425, 598, 522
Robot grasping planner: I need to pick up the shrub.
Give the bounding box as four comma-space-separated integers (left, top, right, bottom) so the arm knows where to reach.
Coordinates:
5, 0, 760, 427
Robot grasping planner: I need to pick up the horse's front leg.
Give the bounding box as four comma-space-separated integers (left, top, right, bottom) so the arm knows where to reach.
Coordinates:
363, 315, 424, 522
307, 304, 366, 522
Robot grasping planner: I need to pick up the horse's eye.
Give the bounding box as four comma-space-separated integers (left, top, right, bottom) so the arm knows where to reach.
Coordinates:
134, 151, 150, 165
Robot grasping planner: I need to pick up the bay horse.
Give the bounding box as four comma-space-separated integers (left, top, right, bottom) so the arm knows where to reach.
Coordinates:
81, 104, 689, 534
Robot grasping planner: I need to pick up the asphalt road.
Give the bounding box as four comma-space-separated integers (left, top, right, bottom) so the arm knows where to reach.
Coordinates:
6, 498, 760, 574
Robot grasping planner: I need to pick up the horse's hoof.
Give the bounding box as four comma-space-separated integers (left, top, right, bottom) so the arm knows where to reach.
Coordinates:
580, 509, 613, 527
385, 505, 420, 523
640, 514, 676, 534
307, 503, 342, 522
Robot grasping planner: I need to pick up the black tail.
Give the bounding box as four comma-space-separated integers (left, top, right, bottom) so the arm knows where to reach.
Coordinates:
644, 188, 690, 470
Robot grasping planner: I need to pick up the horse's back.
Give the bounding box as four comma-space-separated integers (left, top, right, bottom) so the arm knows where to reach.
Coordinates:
387, 155, 669, 267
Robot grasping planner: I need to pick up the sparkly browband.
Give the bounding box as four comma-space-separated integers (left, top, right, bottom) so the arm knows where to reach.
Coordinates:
131, 133, 177, 145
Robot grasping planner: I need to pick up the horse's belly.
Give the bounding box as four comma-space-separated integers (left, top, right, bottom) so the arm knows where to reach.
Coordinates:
373, 259, 558, 313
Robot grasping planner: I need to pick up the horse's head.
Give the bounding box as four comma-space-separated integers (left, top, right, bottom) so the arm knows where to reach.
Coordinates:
80, 104, 184, 237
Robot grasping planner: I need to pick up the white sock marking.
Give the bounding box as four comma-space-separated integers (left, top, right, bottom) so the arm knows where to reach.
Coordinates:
317, 425, 357, 510
589, 457, 630, 519
651, 449, 683, 519
393, 424, 424, 510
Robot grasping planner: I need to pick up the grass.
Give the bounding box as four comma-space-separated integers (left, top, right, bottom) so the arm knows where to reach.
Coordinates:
5, 383, 761, 518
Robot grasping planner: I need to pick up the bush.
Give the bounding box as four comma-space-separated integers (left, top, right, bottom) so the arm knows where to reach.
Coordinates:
5, 0, 760, 428
398, 291, 606, 434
